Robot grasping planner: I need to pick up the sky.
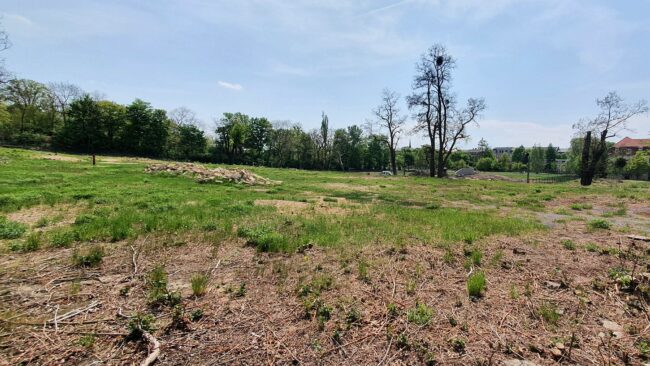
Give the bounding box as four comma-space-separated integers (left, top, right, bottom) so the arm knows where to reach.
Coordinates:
2, 0, 649, 148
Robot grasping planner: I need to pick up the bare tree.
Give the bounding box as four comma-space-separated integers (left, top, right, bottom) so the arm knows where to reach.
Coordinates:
408, 44, 485, 177
374, 89, 406, 175
169, 107, 199, 126
573, 91, 648, 186
48, 82, 82, 124
0, 20, 12, 85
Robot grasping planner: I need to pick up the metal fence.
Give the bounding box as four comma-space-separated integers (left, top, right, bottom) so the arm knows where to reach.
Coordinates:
528, 174, 579, 184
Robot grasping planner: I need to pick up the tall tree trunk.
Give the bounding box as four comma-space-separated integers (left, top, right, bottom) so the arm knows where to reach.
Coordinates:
580, 131, 592, 186
436, 148, 446, 177
428, 141, 435, 177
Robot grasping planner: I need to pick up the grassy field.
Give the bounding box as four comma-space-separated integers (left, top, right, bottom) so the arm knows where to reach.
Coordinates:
1, 147, 650, 365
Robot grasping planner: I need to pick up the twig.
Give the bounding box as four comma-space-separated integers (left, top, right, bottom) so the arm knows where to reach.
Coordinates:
46, 301, 100, 323
377, 336, 393, 366
140, 330, 160, 366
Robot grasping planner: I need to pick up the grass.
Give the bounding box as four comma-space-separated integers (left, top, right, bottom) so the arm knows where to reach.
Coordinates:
537, 302, 561, 325
467, 271, 486, 298
588, 219, 611, 230
72, 245, 105, 267
562, 239, 576, 251
407, 303, 434, 326
0, 217, 26, 239
191, 274, 209, 297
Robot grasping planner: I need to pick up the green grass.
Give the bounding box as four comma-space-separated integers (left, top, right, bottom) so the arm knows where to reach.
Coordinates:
588, 219, 611, 230
1, 147, 648, 255
407, 303, 434, 326
467, 271, 486, 298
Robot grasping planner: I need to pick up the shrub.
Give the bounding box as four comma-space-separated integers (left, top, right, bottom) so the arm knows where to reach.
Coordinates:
407, 303, 434, 326
147, 265, 181, 306
23, 233, 41, 252
191, 274, 209, 297
467, 271, 486, 298
72, 245, 105, 267
450, 338, 466, 353
537, 302, 561, 325
127, 313, 156, 338
562, 240, 576, 251
74, 214, 97, 225
588, 219, 610, 230
570, 203, 592, 211
0, 217, 26, 239
77, 335, 95, 348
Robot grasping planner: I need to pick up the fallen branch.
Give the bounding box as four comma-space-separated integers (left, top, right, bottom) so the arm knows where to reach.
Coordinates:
46, 301, 100, 324
140, 330, 160, 366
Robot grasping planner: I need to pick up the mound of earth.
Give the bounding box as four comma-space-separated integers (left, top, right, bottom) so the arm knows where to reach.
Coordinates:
145, 163, 277, 185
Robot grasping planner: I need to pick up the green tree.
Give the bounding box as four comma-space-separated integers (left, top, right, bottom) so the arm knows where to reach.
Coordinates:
246, 117, 272, 165
529, 145, 545, 174
121, 99, 169, 157
511, 145, 526, 163
625, 151, 650, 180
56, 95, 102, 153
545, 144, 557, 171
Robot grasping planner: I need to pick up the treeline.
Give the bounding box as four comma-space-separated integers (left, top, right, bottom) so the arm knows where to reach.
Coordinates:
0, 79, 403, 170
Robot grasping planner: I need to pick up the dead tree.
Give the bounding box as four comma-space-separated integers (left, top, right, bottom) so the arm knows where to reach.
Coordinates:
374, 89, 406, 175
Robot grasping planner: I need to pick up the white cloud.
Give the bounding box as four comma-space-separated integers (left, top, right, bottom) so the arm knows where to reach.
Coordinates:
218, 81, 243, 91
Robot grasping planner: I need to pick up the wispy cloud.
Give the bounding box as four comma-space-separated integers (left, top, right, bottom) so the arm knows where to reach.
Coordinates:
218, 81, 243, 91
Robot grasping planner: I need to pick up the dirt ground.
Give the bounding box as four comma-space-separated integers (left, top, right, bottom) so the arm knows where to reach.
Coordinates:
1, 197, 650, 365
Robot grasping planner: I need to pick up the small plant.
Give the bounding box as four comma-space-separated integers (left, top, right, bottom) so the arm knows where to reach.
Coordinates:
407, 303, 434, 326
74, 214, 96, 225
537, 302, 561, 325
127, 312, 156, 339
323, 197, 338, 202
570, 203, 592, 211
35, 217, 49, 228
147, 265, 181, 306
509, 284, 519, 299
22, 232, 42, 252
467, 271, 486, 298
396, 333, 410, 349
357, 259, 370, 283
189, 309, 204, 322
562, 239, 576, 251
316, 302, 332, 330
234, 282, 246, 298
584, 242, 599, 252
191, 274, 209, 297
406, 278, 417, 296
387, 303, 399, 318
237, 226, 289, 252
345, 307, 361, 326
636, 339, 649, 359
449, 338, 466, 353
608, 267, 632, 288
588, 219, 611, 230
0, 217, 26, 239
443, 248, 455, 265
72, 245, 105, 267
489, 249, 503, 266
77, 335, 95, 348
425, 202, 441, 210
50, 229, 77, 248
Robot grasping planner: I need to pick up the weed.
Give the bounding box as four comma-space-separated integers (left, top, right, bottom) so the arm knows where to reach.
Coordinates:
127, 313, 156, 339
323, 197, 338, 202
608, 267, 632, 288
467, 271, 486, 298
448, 315, 458, 327
489, 249, 503, 266
0, 217, 26, 239
636, 339, 649, 359
407, 303, 434, 326
387, 303, 399, 318
345, 307, 361, 326
357, 259, 370, 283
35, 217, 49, 228
588, 219, 611, 230
584, 242, 599, 252
396, 333, 410, 349
509, 284, 519, 299
562, 240, 576, 251
406, 278, 417, 296
147, 265, 181, 306
449, 338, 466, 353
189, 309, 204, 322
537, 302, 561, 325
425, 202, 441, 210
191, 274, 209, 297
237, 226, 289, 252
72, 245, 105, 267
443, 248, 455, 265
22, 232, 41, 252
77, 335, 95, 348
234, 282, 246, 298
570, 203, 592, 211
50, 229, 77, 248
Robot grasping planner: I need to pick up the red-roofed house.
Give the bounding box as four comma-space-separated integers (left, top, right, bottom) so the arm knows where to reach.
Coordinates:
613, 137, 650, 158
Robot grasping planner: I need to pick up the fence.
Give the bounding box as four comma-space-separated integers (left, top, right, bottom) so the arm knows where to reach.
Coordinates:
528, 174, 579, 184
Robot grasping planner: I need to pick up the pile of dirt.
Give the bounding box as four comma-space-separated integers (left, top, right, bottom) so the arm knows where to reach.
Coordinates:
145, 163, 277, 185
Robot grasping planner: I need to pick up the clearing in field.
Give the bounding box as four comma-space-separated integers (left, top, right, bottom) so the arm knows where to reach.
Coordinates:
1, 148, 650, 365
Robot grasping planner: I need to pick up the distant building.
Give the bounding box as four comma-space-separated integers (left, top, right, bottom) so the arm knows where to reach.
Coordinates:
492, 147, 514, 158
613, 137, 650, 158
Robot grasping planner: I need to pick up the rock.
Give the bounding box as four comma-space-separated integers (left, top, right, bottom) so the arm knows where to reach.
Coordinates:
550, 347, 562, 358
503, 360, 542, 366
602, 319, 625, 338
545, 281, 562, 290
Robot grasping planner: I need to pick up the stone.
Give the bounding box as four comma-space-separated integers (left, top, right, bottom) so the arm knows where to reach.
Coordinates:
545, 281, 562, 290
602, 319, 625, 338
503, 360, 542, 366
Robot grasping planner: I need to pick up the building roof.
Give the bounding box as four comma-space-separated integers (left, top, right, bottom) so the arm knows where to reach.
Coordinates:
614, 137, 650, 148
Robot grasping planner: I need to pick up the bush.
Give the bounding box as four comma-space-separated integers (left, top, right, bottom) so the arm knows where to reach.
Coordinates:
467, 271, 486, 298
537, 302, 561, 325
148, 265, 181, 306
0, 217, 26, 239
72, 245, 105, 267
588, 219, 611, 230
407, 303, 434, 326
476, 157, 497, 171
23, 232, 41, 252
191, 274, 209, 297
562, 239, 576, 251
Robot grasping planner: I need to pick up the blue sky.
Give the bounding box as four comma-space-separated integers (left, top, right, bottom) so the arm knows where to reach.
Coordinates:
2, 0, 649, 148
